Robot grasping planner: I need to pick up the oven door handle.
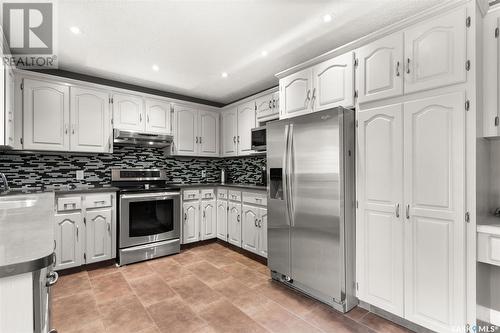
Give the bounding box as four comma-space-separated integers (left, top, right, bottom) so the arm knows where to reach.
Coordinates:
120, 192, 180, 199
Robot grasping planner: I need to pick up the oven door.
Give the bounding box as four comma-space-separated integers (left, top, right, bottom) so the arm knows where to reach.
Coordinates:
119, 192, 180, 248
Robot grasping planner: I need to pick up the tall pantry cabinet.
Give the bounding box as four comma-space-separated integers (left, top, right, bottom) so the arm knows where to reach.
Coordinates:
354, 4, 470, 333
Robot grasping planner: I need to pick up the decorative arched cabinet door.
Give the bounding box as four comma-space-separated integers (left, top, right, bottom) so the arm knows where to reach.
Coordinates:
242, 205, 259, 254
54, 212, 83, 270
23, 79, 70, 151
313, 52, 355, 110
402, 91, 465, 333
201, 200, 217, 240
199, 111, 219, 156
228, 203, 242, 247
356, 103, 404, 317
221, 108, 238, 157
182, 201, 200, 244
216, 200, 228, 241
145, 98, 171, 134
174, 106, 198, 156
356, 32, 404, 103
113, 93, 145, 131
237, 101, 256, 156
86, 209, 112, 264
280, 68, 313, 118
404, 6, 466, 94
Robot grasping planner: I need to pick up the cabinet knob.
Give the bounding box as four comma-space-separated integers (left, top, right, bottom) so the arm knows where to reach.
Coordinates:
396, 61, 400, 77
406, 204, 410, 219
406, 58, 411, 74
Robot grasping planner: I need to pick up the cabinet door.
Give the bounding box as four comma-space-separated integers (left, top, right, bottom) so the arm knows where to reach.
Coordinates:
272, 92, 279, 116
356, 103, 404, 316
237, 101, 256, 156
403, 92, 465, 332
356, 32, 404, 104
85, 208, 112, 264
216, 199, 228, 241
70, 87, 111, 153
255, 93, 275, 121
4, 68, 15, 147
241, 204, 259, 254
482, 12, 500, 137
113, 93, 145, 131
313, 52, 354, 110
54, 212, 83, 270
199, 110, 219, 156
0, 41, 4, 146
201, 199, 217, 240
228, 202, 242, 247
279, 68, 313, 118
182, 201, 200, 243
145, 98, 171, 134
404, 7, 466, 94
258, 208, 268, 258
221, 108, 238, 156
23, 79, 70, 151
173, 105, 198, 156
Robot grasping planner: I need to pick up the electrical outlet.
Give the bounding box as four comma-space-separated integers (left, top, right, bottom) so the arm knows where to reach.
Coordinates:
76, 170, 84, 180
201, 169, 206, 178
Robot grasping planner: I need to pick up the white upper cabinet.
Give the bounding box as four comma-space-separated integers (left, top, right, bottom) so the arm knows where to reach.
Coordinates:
280, 68, 313, 118
356, 32, 404, 103
356, 103, 404, 317
237, 101, 256, 155
313, 52, 355, 110
144, 98, 171, 134
173, 105, 198, 156
221, 107, 238, 157
112, 93, 145, 131
70, 87, 111, 153
4, 68, 15, 147
255, 92, 279, 121
404, 7, 466, 94
23, 79, 70, 151
403, 92, 465, 332
198, 110, 219, 156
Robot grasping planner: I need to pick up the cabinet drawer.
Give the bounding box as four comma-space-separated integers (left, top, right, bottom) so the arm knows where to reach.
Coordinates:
478, 231, 500, 266
57, 196, 82, 212
85, 194, 112, 209
217, 189, 228, 200
242, 192, 267, 206
228, 190, 241, 202
201, 189, 215, 200
183, 190, 200, 200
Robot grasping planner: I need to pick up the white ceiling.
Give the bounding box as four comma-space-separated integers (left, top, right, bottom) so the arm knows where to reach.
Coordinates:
56, 0, 442, 105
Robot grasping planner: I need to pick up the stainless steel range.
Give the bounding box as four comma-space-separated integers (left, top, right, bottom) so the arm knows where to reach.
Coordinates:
112, 169, 180, 266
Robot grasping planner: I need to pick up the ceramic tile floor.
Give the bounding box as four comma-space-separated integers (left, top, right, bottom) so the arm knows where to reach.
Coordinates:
52, 242, 413, 333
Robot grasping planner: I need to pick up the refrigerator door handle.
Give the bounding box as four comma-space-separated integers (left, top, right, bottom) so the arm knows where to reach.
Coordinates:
287, 124, 295, 227
283, 124, 290, 226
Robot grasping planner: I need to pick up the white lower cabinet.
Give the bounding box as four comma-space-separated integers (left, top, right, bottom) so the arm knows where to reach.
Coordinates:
241, 204, 267, 258
216, 199, 228, 241
54, 192, 116, 270
182, 200, 200, 244
201, 199, 217, 240
357, 91, 466, 333
227, 201, 242, 247
54, 212, 83, 270
85, 208, 113, 264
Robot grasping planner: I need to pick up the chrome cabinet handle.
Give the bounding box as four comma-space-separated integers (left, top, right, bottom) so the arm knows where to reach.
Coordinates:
107, 222, 111, 232
196, 137, 199, 143
406, 58, 411, 74
269, 100, 272, 109
184, 213, 187, 221
71, 124, 75, 135
237, 214, 240, 222
65, 124, 69, 135
199, 136, 202, 144
406, 204, 410, 219
305, 89, 311, 107
258, 219, 262, 228
237, 136, 240, 143
46, 271, 59, 287
395, 203, 400, 218
140, 113, 142, 122
311, 88, 316, 104
255, 218, 258, 227
233, 136, 236, 143
147, 114, 150, 123
76, 225, 79, 240
273, 99, 276, 108
396, 61, 400, 77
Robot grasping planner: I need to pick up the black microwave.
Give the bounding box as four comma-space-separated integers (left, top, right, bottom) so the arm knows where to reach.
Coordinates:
251, 126, 266, 151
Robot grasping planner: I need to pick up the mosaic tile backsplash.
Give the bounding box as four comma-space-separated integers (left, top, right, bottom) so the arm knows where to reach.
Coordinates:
0, 146, 266, 190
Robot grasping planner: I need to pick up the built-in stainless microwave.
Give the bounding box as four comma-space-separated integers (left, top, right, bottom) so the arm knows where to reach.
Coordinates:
251, 126, 266, 151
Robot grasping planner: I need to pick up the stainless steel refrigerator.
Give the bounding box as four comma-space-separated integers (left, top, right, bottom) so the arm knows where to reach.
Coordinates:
266, 107, 357, 313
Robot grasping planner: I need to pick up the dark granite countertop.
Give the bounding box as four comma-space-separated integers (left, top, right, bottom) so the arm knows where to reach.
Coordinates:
1, 185, 120, 196
169, 183, 267, 191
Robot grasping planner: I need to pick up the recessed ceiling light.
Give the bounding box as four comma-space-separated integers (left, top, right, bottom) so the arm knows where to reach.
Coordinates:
152, 64, 159, 71
70, 26, 81, 34
323, 14, 332, 23
221, 72, 228, 78
261, 50, 268, 57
